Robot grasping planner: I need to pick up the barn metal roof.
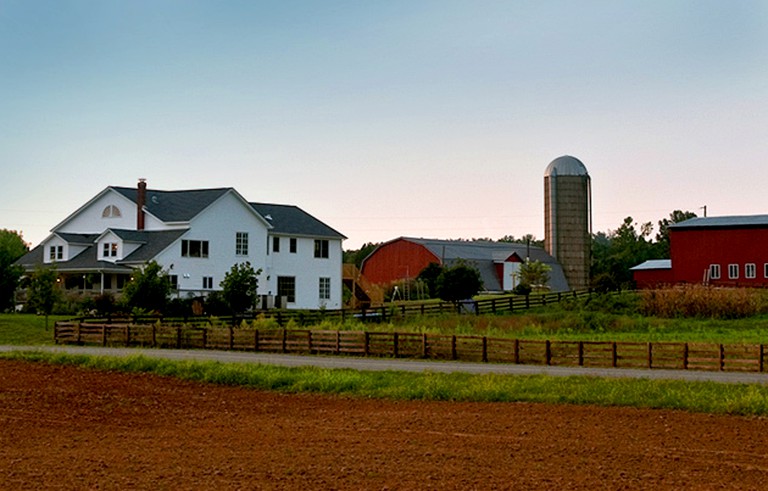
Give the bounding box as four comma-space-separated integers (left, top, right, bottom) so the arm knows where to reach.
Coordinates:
670, 215, 768, 229
630, 259, 672, 271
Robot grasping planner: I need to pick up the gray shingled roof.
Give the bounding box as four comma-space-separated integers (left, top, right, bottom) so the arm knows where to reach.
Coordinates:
114, 229, 189, 264
671, 215, 768, 230
400, 238, 570, 292
250, 203, 346, 239
113, 186, 231, 222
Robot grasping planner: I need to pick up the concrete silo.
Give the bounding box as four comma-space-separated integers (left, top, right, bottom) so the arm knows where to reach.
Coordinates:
544, 156, 592, 290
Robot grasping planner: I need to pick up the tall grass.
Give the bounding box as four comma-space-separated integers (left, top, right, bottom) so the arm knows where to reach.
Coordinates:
5, 351, 768, 416
639, 285, 768, 319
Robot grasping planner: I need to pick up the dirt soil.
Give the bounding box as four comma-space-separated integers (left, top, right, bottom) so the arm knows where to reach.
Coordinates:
2, 360, 768, 490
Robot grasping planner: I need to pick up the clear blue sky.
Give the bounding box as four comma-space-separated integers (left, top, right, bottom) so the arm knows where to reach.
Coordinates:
2, 0, 767, 249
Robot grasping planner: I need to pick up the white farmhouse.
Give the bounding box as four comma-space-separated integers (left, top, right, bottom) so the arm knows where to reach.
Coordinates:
15, 180, 346, 310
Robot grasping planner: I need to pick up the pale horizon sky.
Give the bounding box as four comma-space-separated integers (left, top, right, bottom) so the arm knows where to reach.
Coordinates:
2, 1, 767, 250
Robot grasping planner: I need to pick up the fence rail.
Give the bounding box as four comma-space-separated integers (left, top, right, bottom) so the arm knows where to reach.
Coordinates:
53, 322, 768, 374
73, 290, 597, 328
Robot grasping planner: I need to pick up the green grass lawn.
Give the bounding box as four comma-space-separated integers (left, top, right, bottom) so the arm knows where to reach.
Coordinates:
0, 314, 65, 345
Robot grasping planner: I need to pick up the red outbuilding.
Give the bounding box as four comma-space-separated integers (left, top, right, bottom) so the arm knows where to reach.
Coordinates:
632, 215, 768, 288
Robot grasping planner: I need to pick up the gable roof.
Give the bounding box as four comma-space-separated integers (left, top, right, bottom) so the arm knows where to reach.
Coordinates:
250, 203, 346, 239
671, 215, 768, 230
112, 186, 232, 223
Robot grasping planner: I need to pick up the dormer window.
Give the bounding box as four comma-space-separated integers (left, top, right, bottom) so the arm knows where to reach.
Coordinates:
102, 242, 118, 258
49, 245, 63, 261
102, 205, 122, 218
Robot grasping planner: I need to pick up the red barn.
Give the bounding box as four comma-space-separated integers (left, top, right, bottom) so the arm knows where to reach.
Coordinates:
632, 215, 768, 288
361, 237, 570, 293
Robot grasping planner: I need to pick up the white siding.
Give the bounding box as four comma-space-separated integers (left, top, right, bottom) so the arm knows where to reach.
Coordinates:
153, 191, 270, 297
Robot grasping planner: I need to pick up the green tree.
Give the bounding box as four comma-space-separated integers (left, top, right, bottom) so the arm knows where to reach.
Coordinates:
343, 242, 380, 268
435, 260, 483, 304
122, 261, 171, 313
28, 265, 60, 330
655, 210, 697, 258
497, 234, 544, 249
591, 216, 658, 291
416, 262, 443, 298
0, 229, 28, 311
518, 259, 552, 292
220, 261, 261, 316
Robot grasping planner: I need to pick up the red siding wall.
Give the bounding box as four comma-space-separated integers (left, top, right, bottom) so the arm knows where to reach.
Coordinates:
633, 268, 674, 289
671, 227, 768, 287
361, 239, 441, 285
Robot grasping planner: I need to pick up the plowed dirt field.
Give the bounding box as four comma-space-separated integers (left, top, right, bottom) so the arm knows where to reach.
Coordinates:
2, 359, 768, 490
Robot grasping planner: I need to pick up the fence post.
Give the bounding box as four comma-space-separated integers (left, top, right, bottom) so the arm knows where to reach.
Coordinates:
254, 329, 260, 351
482, 337, 488, 362
525, 295, 530, 309
683, 343, 689, 370
281, 329, 287, 353
393, 332, 399, 358
612, 342, 618, 368
364, 331, 370, 356
545, 340, 551, 366
229, 327, 234, 350
152, 324, 157, 348
578, 341, 584, 367
176, 327, 182, 349
335, 331, 341, 355
421, 333, 428, 359
514, 339, 520, 364
475, 300, 480, 316
509, 297, 514, 312
202, 328, 207, 349
491, 298, 497, 314
102, 325, 107, 347
125, 325, 131, 347
719, 344, 725, 371
760, 344, 765, 373
647, 342, 653, 369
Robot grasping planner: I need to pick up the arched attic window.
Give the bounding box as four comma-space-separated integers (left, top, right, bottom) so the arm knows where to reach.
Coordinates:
102, 205, 122, 218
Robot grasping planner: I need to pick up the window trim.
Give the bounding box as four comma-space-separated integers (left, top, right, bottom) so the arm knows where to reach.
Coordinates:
289, 238, 297, 254
746, 263, 756, 279
273, 236, 280, 253
709, 264, 720, 280
728, 263, 739, 280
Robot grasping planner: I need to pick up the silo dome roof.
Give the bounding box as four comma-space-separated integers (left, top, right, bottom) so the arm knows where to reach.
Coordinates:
544, 155, 588, 177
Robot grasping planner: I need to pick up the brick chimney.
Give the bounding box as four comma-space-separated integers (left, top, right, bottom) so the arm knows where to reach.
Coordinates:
137, 178, 147, 230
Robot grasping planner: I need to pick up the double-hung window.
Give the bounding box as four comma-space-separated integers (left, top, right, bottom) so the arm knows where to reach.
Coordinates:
728, 264, 739, 280
746, 263, 756, 279
235, 232, 249, 256
290, 238, 297, 253
202, 276, 214, 289
709, 264, 721, 280
49, 245, 63, 261
102, 243, 118, 258
314, 239, 329, 258
319, 277, 331, 300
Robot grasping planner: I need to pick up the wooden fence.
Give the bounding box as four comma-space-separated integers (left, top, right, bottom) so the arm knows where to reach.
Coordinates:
76, 289, 596, 327
53, 321, 767, 373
